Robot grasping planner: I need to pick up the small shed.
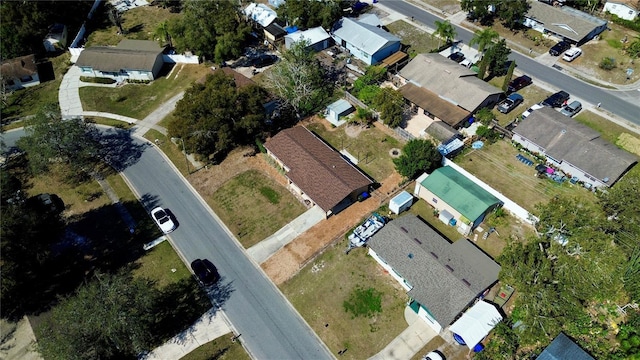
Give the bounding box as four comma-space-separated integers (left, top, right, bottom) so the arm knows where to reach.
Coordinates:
438, 209, 455, 225
389, 191, 413, 214
449, 300, 503, 349
326, 99, 354, 126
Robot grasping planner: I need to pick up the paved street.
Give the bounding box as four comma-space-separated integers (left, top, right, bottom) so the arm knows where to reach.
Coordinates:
378, 0, 640, 124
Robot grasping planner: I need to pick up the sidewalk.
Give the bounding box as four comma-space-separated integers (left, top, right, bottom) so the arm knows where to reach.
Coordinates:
59, 66, 83, 118
369, 306, 438, 360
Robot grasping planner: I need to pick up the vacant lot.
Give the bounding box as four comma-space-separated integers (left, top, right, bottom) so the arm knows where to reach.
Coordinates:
80, 63, 209, 119
306, 121, 402, 182
87, 5, 181, 46
386, 20, 441, 57
280, 241, 408, 359
209, 170, 306, 248
454, 140, 597, 213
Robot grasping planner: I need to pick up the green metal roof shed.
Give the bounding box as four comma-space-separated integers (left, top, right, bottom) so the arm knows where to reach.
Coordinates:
420, 166, 502, 223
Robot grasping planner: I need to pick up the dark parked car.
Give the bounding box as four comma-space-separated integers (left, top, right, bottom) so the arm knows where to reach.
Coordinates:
542, 91, 570, 107
549, 41, 571, 56
497, 93, 524, 114
447, 52, 465, 63
253, 54, 278, 68
507, 75, 532, 93
191, 259, 220, 286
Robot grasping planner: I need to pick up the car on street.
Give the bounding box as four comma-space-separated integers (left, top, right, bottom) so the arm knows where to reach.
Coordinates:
423, 351, 445, 360
560, 100, 582, 117
497, 93, 524, 114
447, 52, 465, 63
562, 47, 582, 62
151, 206, 176, 234
522, 103, 544, 119
542, 90, 570, 108
507, 75, 532, 93
191, 259, 220, 286
549, 41, 571, 56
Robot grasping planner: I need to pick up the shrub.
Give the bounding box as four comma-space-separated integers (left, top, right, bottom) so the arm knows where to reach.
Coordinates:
608, 13, 640, 32
599, 57, 616, 70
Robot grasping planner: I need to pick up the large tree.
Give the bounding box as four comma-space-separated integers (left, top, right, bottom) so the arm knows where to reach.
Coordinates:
36, 272, 159, 359
497, 0, 530, 29
168, 71, 269, 161
432, 20, 456, 48
17, 106, 101, 183
469, 28, 499, 53
170, 0, 250, 63
276, 0, 346, 29
265, 40, 328, 118
483, 39, 512, 77
393, 139, 442, 179
373, 87, 405, 128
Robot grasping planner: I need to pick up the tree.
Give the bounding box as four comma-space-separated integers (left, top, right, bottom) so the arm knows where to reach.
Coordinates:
497, 0, 529, 30
373, 87, 404, 128
432, 20, 456, 48
154, 21, 172, 48
393, 139, 442, 179
17, 106, 101, 183
474, 107, 494, 125
483, 39, 511, 77
276, 0, 345, 29
502, 60, 516, 92
106, 3, 125, 34
461, 0, 494, 25
36, 272, 159, 359
469, 28, 499, 53
169, 71, 269, 161
265, 40, 328, 117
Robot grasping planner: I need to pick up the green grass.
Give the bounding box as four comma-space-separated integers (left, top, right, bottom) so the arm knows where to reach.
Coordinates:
574, 110, 635, 144
280, 242, 408, 359
86, 116, 135, 130
180, 335, 250, 360
386, 20, 441, 57
132, 241, 191, 288
1, 52, 71, 121
209, 169, 306, 248
343, 287, 383, 318
79, 64, 209, 120
306, 123, 401, 182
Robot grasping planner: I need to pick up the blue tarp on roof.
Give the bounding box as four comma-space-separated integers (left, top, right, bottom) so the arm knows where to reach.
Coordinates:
285, 26, 298, 34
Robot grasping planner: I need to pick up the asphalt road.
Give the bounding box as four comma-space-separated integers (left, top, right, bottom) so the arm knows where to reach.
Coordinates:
381, 1, 640, 124
3, 128, 333, 360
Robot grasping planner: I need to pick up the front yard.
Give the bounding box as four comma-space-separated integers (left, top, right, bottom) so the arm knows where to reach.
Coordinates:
280, 241, 409, 359
386, 20, 442, 57
79, 63, 209, 120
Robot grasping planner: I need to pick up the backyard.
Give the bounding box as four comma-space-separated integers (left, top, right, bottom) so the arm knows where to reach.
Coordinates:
280, 241, 409, 359
306, 120, 403, 182
208, 169, 307, 248
79, 63, 209, 120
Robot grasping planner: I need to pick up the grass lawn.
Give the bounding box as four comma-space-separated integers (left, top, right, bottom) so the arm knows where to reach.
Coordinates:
87, 6, 182, 46
386, 20, 441, 57
454, 140, 597, 214
80, 63, 209, 120
280, 242, 409, 359
132, 241, 191, 288
306, 122, 402, 182
209, 170, 306, 248
1, 52, 71, 122
180, 335, 250, 360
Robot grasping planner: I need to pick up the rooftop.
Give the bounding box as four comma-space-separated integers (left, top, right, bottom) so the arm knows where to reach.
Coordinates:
399, 83, 470, 127
1, 54, 38, 79
526, 1, 607, 42
75, 40, 163, 73
331, 17, 400, 55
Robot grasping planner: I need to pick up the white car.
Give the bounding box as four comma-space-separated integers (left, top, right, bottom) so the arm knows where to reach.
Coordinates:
521, 103, 544, 119
151, 207, 176, 234
423, 351, 444, 360
562, 47, 582, 62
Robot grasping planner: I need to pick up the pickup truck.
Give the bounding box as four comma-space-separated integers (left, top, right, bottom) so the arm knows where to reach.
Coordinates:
542, 91, 570, 108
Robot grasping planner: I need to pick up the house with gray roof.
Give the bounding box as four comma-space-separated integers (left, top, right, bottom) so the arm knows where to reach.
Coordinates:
399, 53, 503, 117
536, 332, 595, 360
76, 39, 165, 81
512, 107, 637, 188
331, 17, 401, 65
367, 214, 501, 333
524, 1, 607, 44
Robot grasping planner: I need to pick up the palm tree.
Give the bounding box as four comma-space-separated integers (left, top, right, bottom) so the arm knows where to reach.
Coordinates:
155, 21, 173, 48
432, 20, 456, 48
469, 28, 499, 53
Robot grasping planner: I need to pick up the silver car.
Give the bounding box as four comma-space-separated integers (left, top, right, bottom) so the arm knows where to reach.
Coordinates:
560, 101, 582, 117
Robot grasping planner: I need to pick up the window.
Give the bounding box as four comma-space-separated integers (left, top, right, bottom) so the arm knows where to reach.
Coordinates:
432, 198, 438, 204
20, 75, 32, 82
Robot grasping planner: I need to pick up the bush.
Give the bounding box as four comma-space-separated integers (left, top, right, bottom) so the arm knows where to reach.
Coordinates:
599, 57, 616, 70
608, 13, 640, 32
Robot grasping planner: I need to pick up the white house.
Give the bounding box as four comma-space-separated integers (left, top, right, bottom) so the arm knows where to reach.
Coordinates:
284, 27, 332, 52
603, 0, 640, 20
243, 3, 277, 27
331, 17, 401, 65
75, 40, 165, 81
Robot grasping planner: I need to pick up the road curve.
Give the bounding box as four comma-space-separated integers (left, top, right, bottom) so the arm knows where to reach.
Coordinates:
380, 1, 640, 124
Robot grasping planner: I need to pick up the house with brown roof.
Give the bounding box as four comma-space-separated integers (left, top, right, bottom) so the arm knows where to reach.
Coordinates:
1, 54, 40, 91
368, 214, 500, 333
398, 54, 502, 124
264, 126, 373, 217
512, 107, 637, 188
75, 40, 164, 81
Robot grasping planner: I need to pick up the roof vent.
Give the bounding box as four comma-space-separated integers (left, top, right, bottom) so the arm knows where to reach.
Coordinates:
400, 226, 408, 233
603, 177, 609, 183
444, 69, 451, 74
430, 251, 438, 259
413, 238, 422, 245
445, 265, 454, 272
462, 279, 471, 287
408, 253, 414, 259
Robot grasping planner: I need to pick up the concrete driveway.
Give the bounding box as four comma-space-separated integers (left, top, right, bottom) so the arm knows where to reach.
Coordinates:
247, 205, 326, 264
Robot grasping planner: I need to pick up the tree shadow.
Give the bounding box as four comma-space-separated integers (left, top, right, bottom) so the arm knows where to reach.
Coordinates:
128, 24, 145, 34
97, 127, 147, 172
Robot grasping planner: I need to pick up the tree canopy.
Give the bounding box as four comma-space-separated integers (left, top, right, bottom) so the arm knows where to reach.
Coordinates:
276, 0, 347, 29
169, 0, 250, 63
483, 38, 512, 78
168, 70, 269, 161
265, 40, 329, 118
393, 139, 442, 179
432, 20, 457, 48
461, 0, 530, 28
